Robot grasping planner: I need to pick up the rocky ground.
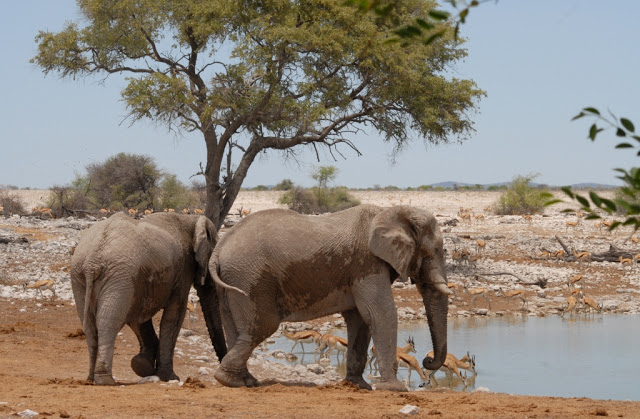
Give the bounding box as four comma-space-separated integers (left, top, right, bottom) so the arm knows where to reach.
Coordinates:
1, 190, 639, 418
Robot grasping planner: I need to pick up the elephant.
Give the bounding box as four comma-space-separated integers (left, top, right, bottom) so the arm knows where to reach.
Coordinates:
208, 204, 452, 391
70, 212, 228, 385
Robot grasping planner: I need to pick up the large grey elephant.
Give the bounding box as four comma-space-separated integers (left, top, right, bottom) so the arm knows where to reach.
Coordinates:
208, 205, 451, 391
70, 212, 227, 385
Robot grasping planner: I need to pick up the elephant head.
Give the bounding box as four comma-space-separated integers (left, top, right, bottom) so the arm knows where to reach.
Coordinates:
368, 206, 451, 372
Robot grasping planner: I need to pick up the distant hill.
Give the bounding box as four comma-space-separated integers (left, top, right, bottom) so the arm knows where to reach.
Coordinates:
427, 181, 617, 190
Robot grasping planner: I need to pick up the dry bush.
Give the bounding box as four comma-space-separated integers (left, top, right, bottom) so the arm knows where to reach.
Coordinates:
0, 188, 26, 215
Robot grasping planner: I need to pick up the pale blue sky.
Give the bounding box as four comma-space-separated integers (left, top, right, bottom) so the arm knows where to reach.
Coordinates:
1, 1, 639, 189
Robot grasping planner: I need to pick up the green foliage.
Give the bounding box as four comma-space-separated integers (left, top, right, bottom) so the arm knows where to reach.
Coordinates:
551, 110, 640, 230
494, 174, 548, 215
32, 0, 484, 228
312, 166, 338, 190
279, 187, 361, 214
251, 185, 269, 191
272, 179, 295, 191
85, 153, 162, 210
487, 184, 507, 191
417, 185, 433, 191
159, 174, 197, 210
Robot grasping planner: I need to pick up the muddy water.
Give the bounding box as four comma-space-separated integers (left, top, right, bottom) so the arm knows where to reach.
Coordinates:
264, 315, 640, 401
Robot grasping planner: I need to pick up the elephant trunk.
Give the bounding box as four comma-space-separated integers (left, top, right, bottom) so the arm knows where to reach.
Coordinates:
195, 277, 227, 361
421, 269, 449, 371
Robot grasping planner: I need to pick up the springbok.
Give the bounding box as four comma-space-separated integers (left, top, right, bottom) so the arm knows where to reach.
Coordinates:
476, 239, 486, 254
396, 351, 427, 384
567, 274, 583, 290
315, 334, 347, 361
571, 247, 591, 265
580, 292, 602, 314
369, 336, 416, 372
464, 283, 491, 309
561, 295, 579, 317
426, 350, 476, 376
283, 329, 323, 353
620, 255, 634, 272
425, 356, 468, 387
24, 279, 56, 300
497, 287, 527, 309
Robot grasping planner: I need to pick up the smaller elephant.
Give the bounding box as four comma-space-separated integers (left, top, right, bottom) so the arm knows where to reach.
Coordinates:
70, 212, 227, 385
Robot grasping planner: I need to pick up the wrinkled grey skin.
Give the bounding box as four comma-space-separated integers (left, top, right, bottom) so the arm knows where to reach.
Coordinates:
209, 205, 451, 391
70, 212, 226, 385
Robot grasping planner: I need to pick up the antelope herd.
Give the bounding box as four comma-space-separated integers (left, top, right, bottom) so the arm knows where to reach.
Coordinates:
282, 329, 476, 388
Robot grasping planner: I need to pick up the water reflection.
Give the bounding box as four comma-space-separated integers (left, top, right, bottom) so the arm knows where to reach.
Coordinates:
261, 315, 640, 401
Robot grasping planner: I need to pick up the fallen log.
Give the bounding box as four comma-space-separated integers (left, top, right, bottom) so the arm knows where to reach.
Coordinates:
555, 235, 637, 263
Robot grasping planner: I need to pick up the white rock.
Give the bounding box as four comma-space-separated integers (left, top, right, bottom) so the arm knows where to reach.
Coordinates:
475, 308, 489, 316
198, 367, 211, 375
138, 375, 161, 384
17, 409, 39, 418
306, 364, 325, 374
399, 404, 419, 415
473, 386, 491, 393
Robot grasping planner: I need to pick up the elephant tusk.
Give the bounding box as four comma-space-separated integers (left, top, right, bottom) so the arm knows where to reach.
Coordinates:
434, 282, 453, 295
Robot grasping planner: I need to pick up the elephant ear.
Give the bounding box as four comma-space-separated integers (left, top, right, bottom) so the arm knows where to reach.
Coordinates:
193, 216, 218, 286
368, 207, 416, 281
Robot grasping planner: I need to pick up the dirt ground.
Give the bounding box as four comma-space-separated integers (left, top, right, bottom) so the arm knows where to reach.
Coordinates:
1, 300, 638, 419
2, 190, 640, 418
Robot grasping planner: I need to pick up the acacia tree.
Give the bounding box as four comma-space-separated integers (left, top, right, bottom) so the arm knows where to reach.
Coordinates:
33, 0, 483, 228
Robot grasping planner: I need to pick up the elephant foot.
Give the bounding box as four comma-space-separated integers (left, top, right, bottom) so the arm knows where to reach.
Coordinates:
375, 379, 408, 392
214, 366, 259, 388
93, 373, 117, 386
131, 354, 156, 377
156, 367, 180, 382
344, 376, 373, 391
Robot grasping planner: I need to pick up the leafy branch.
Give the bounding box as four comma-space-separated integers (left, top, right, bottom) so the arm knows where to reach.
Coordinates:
546, 108, 640, 231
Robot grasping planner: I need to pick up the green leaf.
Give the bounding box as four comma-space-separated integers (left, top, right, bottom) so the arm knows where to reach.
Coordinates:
571, 112, 585, 121
589, 191, 602, 207
601, 198, 617, 212
585, 214, 601, 220
575, 195, 590, 208
615, 142, 633, 149
632, 135, 640, 143
584, 107, 600, 115
428, 9, 450, 21
544, 199, 563, 206
561, 187, 574, 199
416, 19, 434, 30
589, 123, 599, 141
423, 30, 445, 45
459, 8, 469, 23
616, 128, 627, 137
621, 118, 635, 132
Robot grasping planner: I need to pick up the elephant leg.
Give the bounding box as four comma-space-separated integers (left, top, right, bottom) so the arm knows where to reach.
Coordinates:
72, 278, 98, 382
155, 288, 188, 382
342, 309, 372, 390
352, 274, 406, 392
129, 320, 159, 377
93, 282, 131, 385
215, 293, 279, 388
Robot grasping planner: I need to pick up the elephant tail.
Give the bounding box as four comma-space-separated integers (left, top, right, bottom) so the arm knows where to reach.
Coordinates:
209, 260, 248, 297
81, 262, 101, 338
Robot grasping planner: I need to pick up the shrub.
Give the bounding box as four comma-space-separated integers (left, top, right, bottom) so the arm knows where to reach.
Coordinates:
159, 174, 198, 210
251, 185, 269, 191
279, 186, 360, 214
0, 187, 26, 215
273, 179, 294, 191
494, 174, 548, 215
417, 185, 432, 191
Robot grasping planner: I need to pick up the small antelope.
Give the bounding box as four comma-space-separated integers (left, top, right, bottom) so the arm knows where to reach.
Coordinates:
476, 239, 486, 254
144, 209, 152, 215
567, 274, 583, 289
426, 350, 477, 376
459, 212, 472, 224
447, 283, 462, 297
632, 236, 639, 244
182, 208, 190, 214
283, 329, 323, 353
316, 334, 348, 361
24, 279, 56, 300
620, 255, 634, 272
164, 208, 175, 213
369, 336, 416, 372
580, 292, 602, 314
194, 208, 204, 215
397, 351, 427, 384
127, 208, 137, 217
571, 247, 591, 265
468, 254, 480, 270
593, 220, 603, 233
464, 284, 491, 309
185, 301, 197, 324
497, 287, 527, 309
565, 219, 580, 233
99, 208, 109, 215
633, 253, 640, 267
553, 249, 566, 261
522, 214, 532, 224
562, 295, 579, 316
537, 250, 550, 260
425, 356, 467, 387
474, 213, 485, 223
